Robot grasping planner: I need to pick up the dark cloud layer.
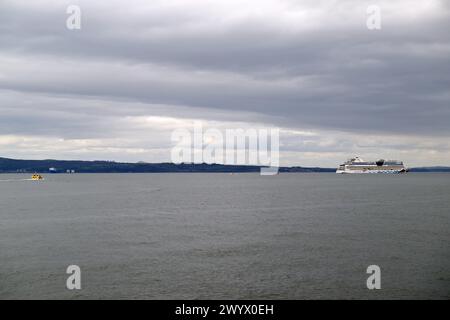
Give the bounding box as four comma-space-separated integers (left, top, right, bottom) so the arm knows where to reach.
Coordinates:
0, 0, 449, 165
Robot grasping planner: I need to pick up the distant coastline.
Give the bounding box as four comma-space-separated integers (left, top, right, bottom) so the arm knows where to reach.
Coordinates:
0, 157, 333, 173
0, 157, 449, 173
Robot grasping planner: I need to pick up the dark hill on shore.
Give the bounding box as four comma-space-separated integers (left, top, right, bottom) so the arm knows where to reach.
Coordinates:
1, 157, 448, 173
0, 157, 334, 173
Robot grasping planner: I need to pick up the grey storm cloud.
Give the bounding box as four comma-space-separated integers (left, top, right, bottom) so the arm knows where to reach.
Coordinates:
0, 0, 450, 165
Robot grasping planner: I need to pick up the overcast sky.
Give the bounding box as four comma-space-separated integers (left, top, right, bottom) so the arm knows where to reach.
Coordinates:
1, 0, 449, 167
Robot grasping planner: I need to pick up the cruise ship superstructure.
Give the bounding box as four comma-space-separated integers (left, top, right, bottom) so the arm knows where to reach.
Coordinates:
336, 157, 407, 174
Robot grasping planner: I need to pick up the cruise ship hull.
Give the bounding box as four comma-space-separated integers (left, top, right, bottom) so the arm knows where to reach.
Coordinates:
336, 157, 407, 174
336, 169, 407, 174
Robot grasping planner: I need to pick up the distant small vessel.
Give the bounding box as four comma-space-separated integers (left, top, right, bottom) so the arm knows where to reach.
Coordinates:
336, 157, 407, 174
31, 174, 44, 180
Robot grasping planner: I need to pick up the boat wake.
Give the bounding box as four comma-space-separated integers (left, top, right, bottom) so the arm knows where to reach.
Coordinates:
0, 178, 43, 182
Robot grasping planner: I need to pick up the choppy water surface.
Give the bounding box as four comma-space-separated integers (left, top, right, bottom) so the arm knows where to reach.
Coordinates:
0, 173, 449, 299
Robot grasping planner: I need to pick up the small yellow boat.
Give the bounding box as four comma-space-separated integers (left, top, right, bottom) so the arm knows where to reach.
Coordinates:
31, 174, 44, 181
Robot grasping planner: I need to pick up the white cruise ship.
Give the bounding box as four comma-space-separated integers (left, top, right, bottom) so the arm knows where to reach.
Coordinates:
336, 157, 407, 174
